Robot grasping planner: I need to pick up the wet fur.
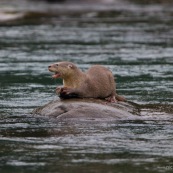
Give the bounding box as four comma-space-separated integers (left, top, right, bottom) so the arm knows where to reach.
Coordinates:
48, 61, 126, 102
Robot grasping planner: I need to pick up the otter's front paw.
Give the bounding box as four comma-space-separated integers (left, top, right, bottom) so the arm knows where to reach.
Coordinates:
56, 86, 63, 96
61, 87, 73, 95
59, 87, 78, 99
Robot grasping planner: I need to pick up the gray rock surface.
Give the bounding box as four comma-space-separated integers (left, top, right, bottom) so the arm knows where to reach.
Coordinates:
33, 98, 139, 121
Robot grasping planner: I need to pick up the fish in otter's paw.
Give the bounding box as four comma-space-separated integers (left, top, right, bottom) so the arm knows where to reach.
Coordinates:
48, 61, 126, 102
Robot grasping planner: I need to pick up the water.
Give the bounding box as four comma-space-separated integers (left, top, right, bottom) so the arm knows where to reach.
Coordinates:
0, 0, 173, 172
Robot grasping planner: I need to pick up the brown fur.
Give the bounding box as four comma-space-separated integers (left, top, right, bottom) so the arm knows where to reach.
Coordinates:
48, 61, 126, 102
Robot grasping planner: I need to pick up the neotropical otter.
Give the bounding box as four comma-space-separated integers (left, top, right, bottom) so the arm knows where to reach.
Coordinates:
48, 61, 126, 102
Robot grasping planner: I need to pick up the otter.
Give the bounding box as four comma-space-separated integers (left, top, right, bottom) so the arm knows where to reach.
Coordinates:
48, 61, 126, 102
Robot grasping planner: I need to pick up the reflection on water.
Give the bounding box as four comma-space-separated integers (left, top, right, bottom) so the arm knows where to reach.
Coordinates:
0, 0, 173, 173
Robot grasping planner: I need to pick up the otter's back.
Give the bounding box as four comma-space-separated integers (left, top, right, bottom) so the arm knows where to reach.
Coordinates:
86, 65, 116, 98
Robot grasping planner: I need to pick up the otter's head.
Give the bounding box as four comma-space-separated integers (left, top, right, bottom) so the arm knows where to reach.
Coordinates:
48, 61, 78, 79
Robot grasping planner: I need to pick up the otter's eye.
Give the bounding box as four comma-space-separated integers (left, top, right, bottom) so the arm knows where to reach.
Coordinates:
55, 64, 59, 66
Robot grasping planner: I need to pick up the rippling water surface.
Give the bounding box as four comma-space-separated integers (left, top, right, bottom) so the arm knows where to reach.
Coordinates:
0, 0, 173, 172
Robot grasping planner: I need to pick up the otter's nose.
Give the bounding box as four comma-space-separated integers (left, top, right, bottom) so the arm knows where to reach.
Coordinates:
48, 65, 51, 68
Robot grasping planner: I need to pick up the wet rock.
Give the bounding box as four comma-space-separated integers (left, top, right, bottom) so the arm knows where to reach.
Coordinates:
33, 98, 139, 121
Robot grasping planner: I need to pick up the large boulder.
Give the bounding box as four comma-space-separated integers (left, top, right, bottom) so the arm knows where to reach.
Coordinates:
33, 98, 139, 121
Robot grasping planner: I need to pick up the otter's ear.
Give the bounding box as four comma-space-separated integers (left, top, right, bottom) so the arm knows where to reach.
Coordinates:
68, 64, 73, 69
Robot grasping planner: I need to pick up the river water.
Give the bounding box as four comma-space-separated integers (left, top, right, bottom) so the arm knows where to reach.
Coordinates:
0, 0, 173, 173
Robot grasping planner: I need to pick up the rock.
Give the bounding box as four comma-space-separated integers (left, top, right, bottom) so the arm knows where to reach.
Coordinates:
33, 98, 139, 121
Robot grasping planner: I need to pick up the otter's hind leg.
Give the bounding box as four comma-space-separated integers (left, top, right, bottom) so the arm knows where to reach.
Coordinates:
105, 95, 117, 103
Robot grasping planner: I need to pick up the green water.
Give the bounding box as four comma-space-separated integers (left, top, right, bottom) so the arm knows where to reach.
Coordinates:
0, 0, 173, 173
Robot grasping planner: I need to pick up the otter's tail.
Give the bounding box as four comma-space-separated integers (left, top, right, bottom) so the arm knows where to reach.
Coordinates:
116, 94, 126, 102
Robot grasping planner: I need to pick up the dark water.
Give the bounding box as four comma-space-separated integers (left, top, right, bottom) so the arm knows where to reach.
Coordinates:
0, 0, 173, 172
